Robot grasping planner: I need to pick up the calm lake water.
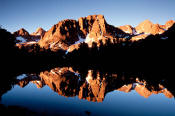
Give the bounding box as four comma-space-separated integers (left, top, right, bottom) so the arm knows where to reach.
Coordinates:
0, 67, 175, 116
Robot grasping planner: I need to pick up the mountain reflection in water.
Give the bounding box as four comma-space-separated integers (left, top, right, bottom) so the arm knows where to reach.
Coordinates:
0, 67, 175, 116
15, 67, 174, 101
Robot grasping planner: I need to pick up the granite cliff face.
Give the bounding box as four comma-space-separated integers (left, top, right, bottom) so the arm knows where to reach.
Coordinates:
38, 14, 129, 52
165, 20, 175, 29
38, 19, 80, 51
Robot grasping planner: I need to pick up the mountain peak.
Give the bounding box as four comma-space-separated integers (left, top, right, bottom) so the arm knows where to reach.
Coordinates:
165, 20, 175, 29
137, 19, 153, 27
19, 28, 27, 31
19, 28, 29, 34
36, 27, 44, 32
31, 27, 46, 36
14, 15, 175, 52
136, 19, 154, 34
142, 19, 153, 24
119, 25, 135, 34
13, 28, 30, 37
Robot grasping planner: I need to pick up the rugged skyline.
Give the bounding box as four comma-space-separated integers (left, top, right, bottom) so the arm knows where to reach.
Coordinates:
1, 0, 175, 33
13, 14, 174, 54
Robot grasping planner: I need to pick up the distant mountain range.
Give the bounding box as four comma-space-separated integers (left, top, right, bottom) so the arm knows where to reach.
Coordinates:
13, 14, 175, 53
1, 14, 175, 71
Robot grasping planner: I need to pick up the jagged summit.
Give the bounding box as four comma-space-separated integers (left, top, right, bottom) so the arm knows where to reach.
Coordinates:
13, 28, 30, 37
134, 19, 169, 38
119, 25, 136, 35
37, 15, 175, 52
13, 15, 175, 53
13, 27, 46, 44
165, 20, 175, 29
135, 19, 154, 34
38, 14, 128, 51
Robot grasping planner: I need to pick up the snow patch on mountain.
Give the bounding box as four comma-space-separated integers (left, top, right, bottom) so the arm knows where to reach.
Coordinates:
26, 41, 38, 44
16, 36, 27, 43
85, 34, 95, 43
73, 36, 86, 45
17, 74, 27, 80
86, 70, 93, 84
132, 29, 137, 35
161, 37, 168, 40
65, 48, 70, 54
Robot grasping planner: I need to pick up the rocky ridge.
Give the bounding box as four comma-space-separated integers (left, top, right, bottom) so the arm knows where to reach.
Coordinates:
38, 14, 130, 52
13, 15, 175, 54
13, 27, 46, 44
38, 15, 174, 53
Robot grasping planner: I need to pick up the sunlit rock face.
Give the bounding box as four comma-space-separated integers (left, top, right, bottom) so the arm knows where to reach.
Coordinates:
31, 27, 46, 37
129, 20, 175, 41
119, 25, 136, 35
13, 28, 30, 43
14, 28, 46, 44
13, 28, 30, 38
85, 15, 128, 47
67, 15, 130, 52
14, 15, 175, 53
39, 14, 129, 52
14, 28, 46, 51
135, 20, 165, 35
38, 19, 80, 51
165, 20, 175, 29
135, 20, 154, 34
151, 24, 165, 34
78, 15, 99, 38
130, 34, 149, 41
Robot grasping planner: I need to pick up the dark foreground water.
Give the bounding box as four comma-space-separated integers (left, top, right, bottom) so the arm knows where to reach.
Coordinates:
0, 67, 175, 116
